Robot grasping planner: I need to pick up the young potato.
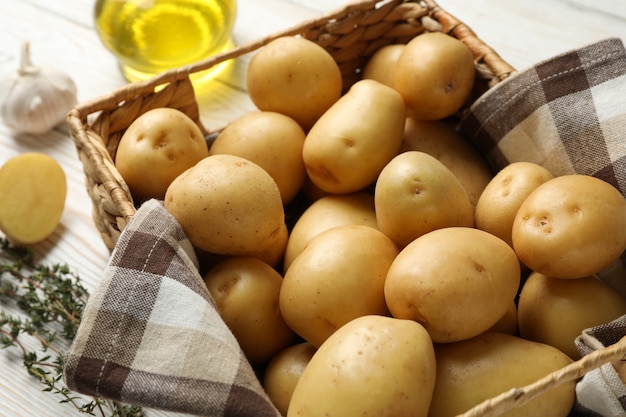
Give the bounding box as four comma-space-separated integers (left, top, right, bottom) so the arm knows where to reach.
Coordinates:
203, 256, 295, 365
374, 151, 474, 248
430, 332, 575, 417
287, 315, 436, 417
301, 175, 328, 202
303, 79, 406, 194
115, 107, 209, 202
247, 221, 288, 268
512, 174, 626, 279
384, 227, 521, 343
246, 36, 342, 131
0, 153, 66, 244
283, 192, 378, 272
401, 117, 494, 208
486, 300, 519, 336
164, 154, 285, 257
393, 32, 475, 121
210, 111, 307, 205
280, 225, 399, 348
518, 272, 626, 359
263, 342, 317, 416
475, 162, 554, 246
361, 43, 406, 87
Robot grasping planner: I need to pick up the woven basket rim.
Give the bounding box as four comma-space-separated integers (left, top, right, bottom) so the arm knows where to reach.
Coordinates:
70, 0, 515, 121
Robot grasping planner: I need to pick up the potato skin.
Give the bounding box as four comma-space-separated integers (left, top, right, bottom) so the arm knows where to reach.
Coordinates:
283, 192, 378, 272
401, 118, 493, 209
263, 342, 317, 416
210, 111, 306, 205
375, 151, 474, 248
475, 162, 553, 247
287, 315, 436, 417
518, 272, 626, 359
203, 256, 295, 365
303, 79, 406, 194
512, 174, 626, 278
384, 227, 520, 343
280, 225, 398, 348
246, 36, 342, 131
486, 300, 519, 336
430, 332, 575, 417
164, 154, 285, 257
362, 44, 406, 87
393, 32, 475, 121
115, 107, 209, 201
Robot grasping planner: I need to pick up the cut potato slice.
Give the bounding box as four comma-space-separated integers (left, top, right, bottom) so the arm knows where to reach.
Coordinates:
0, 152, 67, 244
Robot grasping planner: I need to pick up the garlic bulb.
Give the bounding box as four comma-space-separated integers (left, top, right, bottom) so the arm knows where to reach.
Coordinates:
0, 41, 78, 135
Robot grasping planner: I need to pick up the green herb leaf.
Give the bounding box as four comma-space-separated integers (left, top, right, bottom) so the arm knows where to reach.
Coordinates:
0, 237, 143, 416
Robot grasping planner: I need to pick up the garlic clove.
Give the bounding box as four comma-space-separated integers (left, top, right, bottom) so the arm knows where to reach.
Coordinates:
0, 41, 78, 135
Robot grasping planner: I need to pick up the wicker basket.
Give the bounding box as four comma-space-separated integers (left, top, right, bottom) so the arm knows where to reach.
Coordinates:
67, 1, 626, 416
67, 0, 515, 252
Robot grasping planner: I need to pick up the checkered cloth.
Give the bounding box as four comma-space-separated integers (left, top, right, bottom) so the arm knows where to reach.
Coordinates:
64, 38, 626, 416
459, 37, 626, 417
63, 198, 281, 417
573, 316, 626, 416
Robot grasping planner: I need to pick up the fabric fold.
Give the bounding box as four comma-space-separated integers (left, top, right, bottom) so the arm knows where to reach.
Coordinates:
64, 199, 281, 417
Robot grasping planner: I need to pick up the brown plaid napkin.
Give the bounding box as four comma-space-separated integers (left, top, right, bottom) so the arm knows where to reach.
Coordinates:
63, 198, 281, 417
459, 37, 626, 417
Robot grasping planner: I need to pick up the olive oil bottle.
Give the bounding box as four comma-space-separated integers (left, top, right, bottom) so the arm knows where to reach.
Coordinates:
94, 0, 236, 83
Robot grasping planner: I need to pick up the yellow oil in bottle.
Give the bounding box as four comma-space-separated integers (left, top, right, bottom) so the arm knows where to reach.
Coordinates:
94, 0, 236, 84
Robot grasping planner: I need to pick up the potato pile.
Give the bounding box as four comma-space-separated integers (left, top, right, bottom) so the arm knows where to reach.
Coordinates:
113, 33, 626, 417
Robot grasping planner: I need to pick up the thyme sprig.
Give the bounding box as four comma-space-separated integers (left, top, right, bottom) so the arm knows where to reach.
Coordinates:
0, 237, 143, 417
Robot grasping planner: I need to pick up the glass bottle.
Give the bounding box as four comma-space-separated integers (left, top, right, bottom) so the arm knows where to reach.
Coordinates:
94, 0, 237, 84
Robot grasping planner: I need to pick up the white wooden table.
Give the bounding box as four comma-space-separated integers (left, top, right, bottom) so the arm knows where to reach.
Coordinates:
0, 0, 624, 415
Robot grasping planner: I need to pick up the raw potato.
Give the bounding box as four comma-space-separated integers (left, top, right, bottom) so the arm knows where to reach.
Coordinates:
280, 225, 399, 348
475, 162, 553, 247
375, 151, 474, 248
393, 32, 475, 120
384, 227, 521, 343
263, 342, 317, 416
430, 332, 575, 417
247, 220, 289, 268
0, 153, 66, 244
303, 79, 406, 194
210, 111, 307, 205
486, 300, 519, 336
115, 107, 209, 201
361, 44, 406, 87
518, 272, 626, 359
512, 174, 626, 278
401, 117, 493, 208
246, 36, 342, 131
283, 192, 378, 272
287, 315, 436, 417
164, 154, 285, 257
203, 256, 295, 365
